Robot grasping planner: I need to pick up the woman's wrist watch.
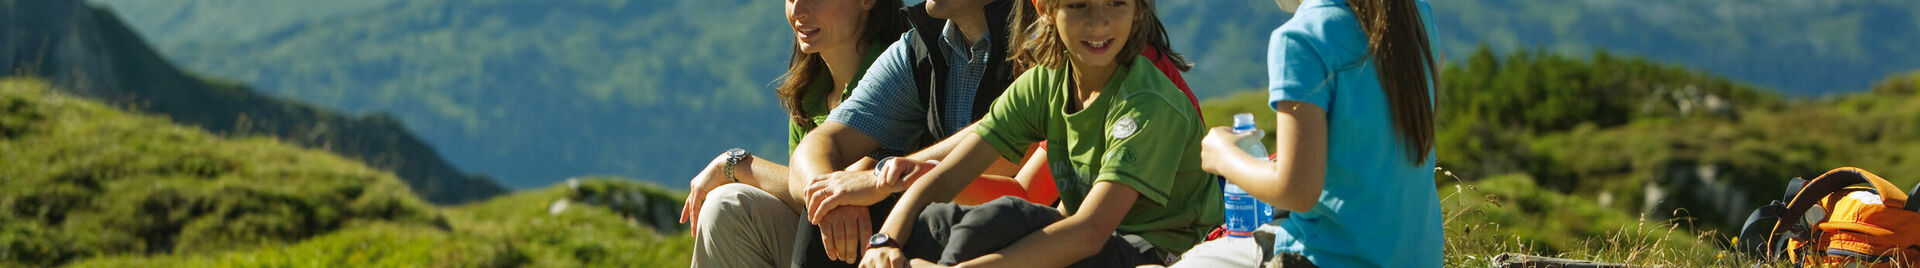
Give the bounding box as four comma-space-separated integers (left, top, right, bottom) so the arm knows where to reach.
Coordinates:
724, 148, 750, 184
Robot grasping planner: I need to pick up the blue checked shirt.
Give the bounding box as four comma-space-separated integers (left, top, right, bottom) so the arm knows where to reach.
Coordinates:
826, 21, 996, 157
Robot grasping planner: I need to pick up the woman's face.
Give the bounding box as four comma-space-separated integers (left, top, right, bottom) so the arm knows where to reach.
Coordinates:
1053, 0, 1136, 67
787, 0, 871, 54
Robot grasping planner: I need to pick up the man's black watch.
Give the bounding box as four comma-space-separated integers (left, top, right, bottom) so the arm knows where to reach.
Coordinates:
868, 233, 900, 250
723, 148, 750, 184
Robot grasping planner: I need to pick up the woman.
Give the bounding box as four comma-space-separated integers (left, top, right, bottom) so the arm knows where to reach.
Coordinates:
813, 0, 1219, 266
678, 0, 907, 266
1178, 0, 1445, 266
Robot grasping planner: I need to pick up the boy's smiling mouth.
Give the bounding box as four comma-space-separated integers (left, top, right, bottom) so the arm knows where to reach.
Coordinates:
1082, 38, 1114, 54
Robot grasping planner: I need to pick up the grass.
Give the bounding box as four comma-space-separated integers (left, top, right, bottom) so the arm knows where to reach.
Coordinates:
71, 177, 696, 267
1438, 171, 1748, 267
0, 77, 442, 266
1, 77, 695, 267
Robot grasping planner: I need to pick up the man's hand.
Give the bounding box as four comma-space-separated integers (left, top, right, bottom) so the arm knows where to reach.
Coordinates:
859, 247, 908, 268
806, 171, 894, 223
818, 206, 872, 263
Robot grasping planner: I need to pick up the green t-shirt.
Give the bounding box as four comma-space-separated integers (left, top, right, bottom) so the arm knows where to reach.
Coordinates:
972, 56, 1222, 253
787, 43, 887, 152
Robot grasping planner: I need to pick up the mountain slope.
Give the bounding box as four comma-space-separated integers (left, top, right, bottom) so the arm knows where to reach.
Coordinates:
1, 0, 505, 203
0, 77, 692, 266
84, 0, 1920, 189
0, 78, 444, 266
95, 0, 791, 188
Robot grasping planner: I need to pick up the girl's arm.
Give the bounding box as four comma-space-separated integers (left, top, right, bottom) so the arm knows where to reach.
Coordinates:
859, 133, 1010, 266
1201, 100, 1328, 212
904, 123, 1024, 177
947, 182, 1137, 267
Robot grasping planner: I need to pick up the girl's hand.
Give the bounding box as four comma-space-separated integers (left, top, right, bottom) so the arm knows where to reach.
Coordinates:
875, 157, 940, 192
679, 152, 735, 236
860, 247, 908, 268
1199, 126, 1257, 174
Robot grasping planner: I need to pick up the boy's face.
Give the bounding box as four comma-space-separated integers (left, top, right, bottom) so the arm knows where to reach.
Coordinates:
925, 0, 990, 19
1055, 0, 1136, 67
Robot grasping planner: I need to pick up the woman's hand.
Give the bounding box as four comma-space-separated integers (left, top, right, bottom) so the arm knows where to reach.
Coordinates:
859, 247, 908, 268
679, 152, 735, 236
818, 206, 873, 263
1200, 126, 1257, 174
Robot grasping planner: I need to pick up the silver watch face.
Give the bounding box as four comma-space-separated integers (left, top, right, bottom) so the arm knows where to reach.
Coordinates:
869, 233, 890, 246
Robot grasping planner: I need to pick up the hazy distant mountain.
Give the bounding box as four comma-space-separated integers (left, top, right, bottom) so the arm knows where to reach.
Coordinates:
2, 0, 505, 203
1160, 0, 1920, 98
87, 0, 1920, 189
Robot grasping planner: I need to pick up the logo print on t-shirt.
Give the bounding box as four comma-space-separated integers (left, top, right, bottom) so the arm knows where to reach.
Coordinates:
1111, 116, 1138, 139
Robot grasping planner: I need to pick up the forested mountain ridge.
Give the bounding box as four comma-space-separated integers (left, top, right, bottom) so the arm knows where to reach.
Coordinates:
1, 0, 505, 203
85, 0, 1920, 189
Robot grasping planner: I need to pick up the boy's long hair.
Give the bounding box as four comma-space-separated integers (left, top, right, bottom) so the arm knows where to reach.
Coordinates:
1350, 0, 1438, 164
1008, 0, 1189, 75
775, 0, 910, 129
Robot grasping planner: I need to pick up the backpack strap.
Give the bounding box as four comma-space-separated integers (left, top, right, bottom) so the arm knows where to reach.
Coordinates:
1738, 176, 1809, 257
1784, 177, 1808, 201
901, 0, 1015, 149
1909, 183, 1920, 212
1766, 167, 1911, 260
967, 0, 1014, 123
901, 3, 948, 150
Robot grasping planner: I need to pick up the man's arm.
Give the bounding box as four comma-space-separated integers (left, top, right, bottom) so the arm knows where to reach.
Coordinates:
786, 32, 921, 214
787, 122, 884, 214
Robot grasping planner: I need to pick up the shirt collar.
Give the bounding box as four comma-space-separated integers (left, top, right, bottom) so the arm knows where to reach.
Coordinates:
939, 21, 991, 56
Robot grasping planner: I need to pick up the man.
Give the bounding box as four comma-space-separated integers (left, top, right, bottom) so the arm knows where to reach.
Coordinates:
786, 0, 1023, 266
689, 0, 1026, 267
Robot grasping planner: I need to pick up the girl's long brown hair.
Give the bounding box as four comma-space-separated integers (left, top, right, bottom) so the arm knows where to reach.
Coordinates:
1349, 0, 1437, 164
1008, 0, 1189, 75
776, 0, 910, 129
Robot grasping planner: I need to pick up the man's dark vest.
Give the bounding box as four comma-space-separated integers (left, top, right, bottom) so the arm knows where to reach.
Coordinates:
899, 0, 1014, 149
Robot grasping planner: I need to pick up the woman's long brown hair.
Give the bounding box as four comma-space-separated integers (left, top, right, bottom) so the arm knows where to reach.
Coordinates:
1349, 0, 1437, 164
1008, 0, 1189, 75
776, 0, 910, 129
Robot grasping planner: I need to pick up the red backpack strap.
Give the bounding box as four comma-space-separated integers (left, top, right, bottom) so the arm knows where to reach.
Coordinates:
1141, 46, 1202, 122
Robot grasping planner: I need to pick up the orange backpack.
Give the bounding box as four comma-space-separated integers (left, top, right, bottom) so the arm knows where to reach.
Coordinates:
1738, 167, 1920, 267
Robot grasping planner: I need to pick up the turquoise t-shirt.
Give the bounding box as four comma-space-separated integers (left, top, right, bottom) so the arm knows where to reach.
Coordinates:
1265, 0, 1443, 267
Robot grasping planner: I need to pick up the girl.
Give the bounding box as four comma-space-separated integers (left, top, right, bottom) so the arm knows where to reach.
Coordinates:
678, 0, 906, 266
1180, 0, 1445, 266
826, 0, 1219, 266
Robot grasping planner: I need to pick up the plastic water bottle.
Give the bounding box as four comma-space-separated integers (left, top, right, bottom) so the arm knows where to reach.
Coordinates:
1222, 113, 1275, 237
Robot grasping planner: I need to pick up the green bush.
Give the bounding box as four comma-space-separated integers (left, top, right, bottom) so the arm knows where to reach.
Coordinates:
72, 178, 695, 267
0, 78, 441, 266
